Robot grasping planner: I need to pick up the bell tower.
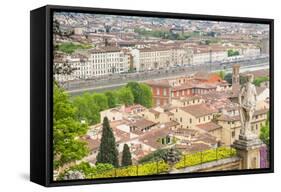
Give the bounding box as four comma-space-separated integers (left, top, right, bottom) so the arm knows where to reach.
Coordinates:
232, 64, 240, 93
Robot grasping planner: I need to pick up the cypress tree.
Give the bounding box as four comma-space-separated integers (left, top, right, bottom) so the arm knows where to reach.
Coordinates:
96, 117, 119, 167
121, 144, 132, 167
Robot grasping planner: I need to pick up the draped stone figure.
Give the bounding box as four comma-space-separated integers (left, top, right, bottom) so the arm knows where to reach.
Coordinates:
238, 74, 257, 139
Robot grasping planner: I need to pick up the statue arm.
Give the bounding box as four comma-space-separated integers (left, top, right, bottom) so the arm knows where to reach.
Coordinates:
238, 86, 245, 104
253, 86, 258, 102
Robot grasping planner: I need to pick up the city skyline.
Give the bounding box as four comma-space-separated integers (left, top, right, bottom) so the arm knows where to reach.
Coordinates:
52, 11, 270, 181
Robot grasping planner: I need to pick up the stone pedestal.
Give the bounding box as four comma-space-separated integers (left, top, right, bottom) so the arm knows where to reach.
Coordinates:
232, 134, 265, 169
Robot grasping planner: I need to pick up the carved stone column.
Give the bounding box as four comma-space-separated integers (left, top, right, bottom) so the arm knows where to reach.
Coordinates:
232, 135, 265, 169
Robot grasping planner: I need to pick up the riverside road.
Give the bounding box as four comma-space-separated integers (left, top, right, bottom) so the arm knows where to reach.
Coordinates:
63, 56, 269, 96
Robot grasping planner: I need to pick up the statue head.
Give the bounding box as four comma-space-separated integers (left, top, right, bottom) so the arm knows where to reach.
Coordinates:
246, 74, 254, 83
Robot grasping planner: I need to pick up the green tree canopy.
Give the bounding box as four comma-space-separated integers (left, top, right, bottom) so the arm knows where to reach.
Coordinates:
72, 92, 100, 125
224, 73, 247, 85
92, 93, 109, 111
126, 82, 153, 108
53, 84, 89, 169
117, 87, 134, 106
121, 144, 132, 167
105, 91, 118, 108
227, 49, 240, 57
139, 83, 153, 108
253, 76, 269, 87
96, 117, 119, 167
217, 70, 226, 80
139, 148, 181, 164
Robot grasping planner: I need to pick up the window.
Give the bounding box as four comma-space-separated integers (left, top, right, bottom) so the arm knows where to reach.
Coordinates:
156, 88, 160, 95
180, 117, 182, 122
199, 118, 201, 123
232, 131, 235, 138
163, 88, 167, 96
166, 136, 171, 144
190, 118, 192, 124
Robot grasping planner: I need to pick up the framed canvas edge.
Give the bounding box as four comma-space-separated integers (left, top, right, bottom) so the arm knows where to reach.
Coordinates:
31, 4, 274, 187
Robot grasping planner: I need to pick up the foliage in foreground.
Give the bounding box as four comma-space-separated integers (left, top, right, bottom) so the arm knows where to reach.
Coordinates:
58, 147, 238, 180
175, 147, 236, 169
59, 160, 169, 180
53, 84, 89, 169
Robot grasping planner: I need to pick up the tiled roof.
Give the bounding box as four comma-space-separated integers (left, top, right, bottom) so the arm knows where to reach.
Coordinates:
180, 104, 217, 118
145, 79, 171, 88
196, 122, 222, 132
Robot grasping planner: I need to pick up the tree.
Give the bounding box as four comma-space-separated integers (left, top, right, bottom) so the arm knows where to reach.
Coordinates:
253, 76, 269, 87
260, 113, 270, 146
53, 84, 89, 170
117, 87, 134, 106
121, 144, 132, 167
105, 91, 118, 108
139, 83, 153, 108
139, 148, 181, 164
73, 92, 108, 125
92, 93, 108, 111
224, 73, 247, 85
227, 49, 240, 57
126, 82, 153, 108
73, 92, 100, 125
224, 73, 232, 84
217, 70, 226, 80
126, 82, 142, 104
96, 117, 119, 167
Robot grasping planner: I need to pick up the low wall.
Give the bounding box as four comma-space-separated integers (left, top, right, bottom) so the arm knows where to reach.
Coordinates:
170, 156, 241, 173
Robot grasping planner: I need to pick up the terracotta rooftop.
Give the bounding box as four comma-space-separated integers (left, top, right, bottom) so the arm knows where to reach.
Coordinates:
196, 122, 222, 132
139, 127, 173, 149
242, 69, 269, 78
176, 143, 212, 153
145, 79, 171, 88
217, 108, 268, 121
217, 114, 240, 122
129, 119, 157, 131
180, 104, 218, 118
148, 108, 161, 116
80, 136, 100, 151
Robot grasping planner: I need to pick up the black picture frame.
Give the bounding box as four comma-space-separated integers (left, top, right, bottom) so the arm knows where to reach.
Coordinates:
30, 4, 274, 187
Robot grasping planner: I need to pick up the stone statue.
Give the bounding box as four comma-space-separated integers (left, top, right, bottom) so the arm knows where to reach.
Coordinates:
238, 74, 257, 139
